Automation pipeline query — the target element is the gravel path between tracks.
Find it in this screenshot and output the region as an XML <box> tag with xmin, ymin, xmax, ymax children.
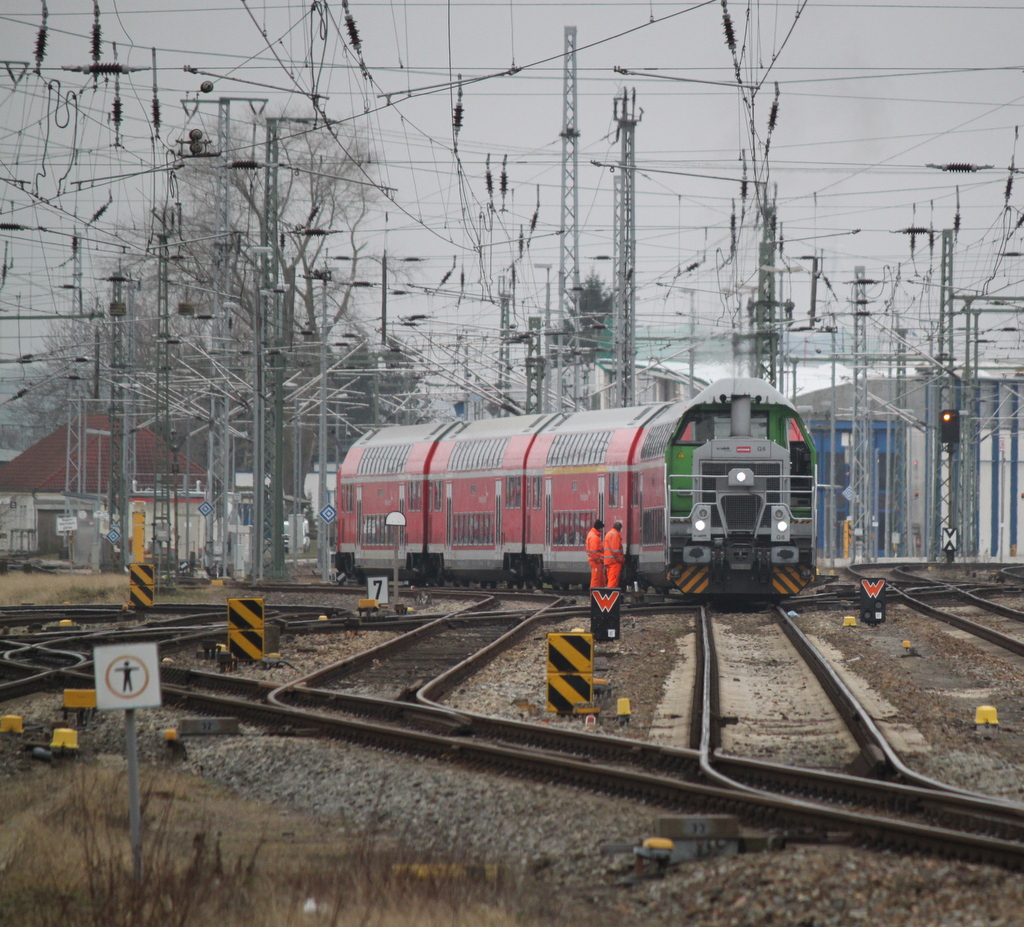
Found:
<box><xmin>9</xmin><ymin>590</ymin><xmax>1024</xmax><ymax>924</ymax></box>
<box><xmin>715</xmin><ymin>610</ymin><xmax>860</xmax><ymax>769</ymax></box>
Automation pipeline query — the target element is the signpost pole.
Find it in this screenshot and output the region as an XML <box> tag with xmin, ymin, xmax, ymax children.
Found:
<box><xmin>384</xmin><ymin>510</ymin><xmax>407</xmax><ymax>611</ymax></box>
<box><xmin>124</xmin><ymin>707</ymin><xmax>143</xmax><ymax>882</ymax></box>
<box><xmin>93</xmin><ymin>641</ymin><xmax>162</xmax><ymax>886</ymax></box>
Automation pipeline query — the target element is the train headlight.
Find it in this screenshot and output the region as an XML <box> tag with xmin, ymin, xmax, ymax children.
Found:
<box><xmin>691</xmin><ymin>504</ymin><xmax>712</xmax><ymax>541</ymax></box>
<box><xmin>728</xmin><ymin>468</ymin><xmax>754</xmax><ymax>487</ymax></box>
<box><xmin>771</xmin><ymin>505</ymin><xmax>791</xmax><ymax>542</ymax></box>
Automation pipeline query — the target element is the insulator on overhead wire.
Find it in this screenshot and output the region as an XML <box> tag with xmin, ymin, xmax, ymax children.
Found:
<box><xmin>1005</xmin><ymin>164</ymin><xmax>1014</xmax><ymax>206</ymax></box>
<box><xmin>460</xmin><ymin>270</ymin><xmax>465</xmax><ymax>290</ymax></box>
<box><xmin>34</xmin><ymin>1</ymin><xmax>48</xmax><ymax>75</ymax></box>
<box><xmin>721</xmin><ymin>1</ymin><xmax>736</xmax><ymax>53</ymax></box>
<box><xmin>439</xmin><ymin>259</ymin><xmax>455</xmax><ymax>287</ymax></box>
<box><xmin>91</xmin><ymin>1</ymin><xmax>101</xmax><ymax>64</ymax></box>
<box><xmin>768</xmin><ymin>86</ymin><xmax>780</xmax><ymax>133</ymax></box>
<box><xmin>529</xmin><ymin>207</ymin><xmax>538</xmax><ymax>235</ymax></box>
<box><xmin>500</xmin><ymin>155</ymin><xmax>508</xmax><ymax>200</ymax></box>
<box><xmin>112</xmin><ymin>85</ymin><xmax>122</xmax><ymax>133</ymax></box>
<box><xmin>519</xmin><ymin>227</ymin><xmax>524</xmax><ymax>256</ymax></box>
<box><xmin>342</xmin><ymin>0</ymin><xmax>362</xmax><ymax>53</ymax></box>
<box><xmin>485</xmin><ymin>154</ymin><xmax>493</xmax><ymax>199</ymax></box>
<box><xmin>89</xmin><ymin>199</ymin><xmax>109</xmax><ymax>225</ymax></box>
<box><xmin>684</xmin><ymin>261</ymin><xmax>700</xmax><ymax>274</ymax></box>
<box><xmin>151</xmin><ymin>97</ymin><xmax>161</xmax><ymax>133</ymax></box>
<box><xmin>730</xmin><ymin>203</ymin><xmax>737</xmax><ymax>256</ymax></box>
<box><xmin>740</xmin><ymin>179</ymin><xmax>748</xmax><ymax>201</ymax></box>
<box><xmin>0</xmin><ymin>223</ymin><xmax>27</xmax><ymax>231</ymax></box>
<box><xmin>230</xmin><ymin>159</ymin><xmax>259</xmax><ymax>170</ymax></box>
<box><xmin>71</xmin><ymin>235</ymin><xmax>78</xmax><ymax>255</ymax></box>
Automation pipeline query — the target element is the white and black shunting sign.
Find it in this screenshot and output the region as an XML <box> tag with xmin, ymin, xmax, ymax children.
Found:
<box><xmin>93</xmin><ymin>643</ymin><xmax>162</xmax><ymax>711</ymax></box>
<box><xmin>942</xmin><ymin>527</ymin><xmax>958</xmax><ymax>552</ymax></box>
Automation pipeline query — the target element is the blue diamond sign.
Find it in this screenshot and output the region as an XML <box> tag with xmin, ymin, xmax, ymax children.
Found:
<box><xmin>319</xmin><ymin>503</ymin><xmax>337</xmax><ymax>524</ymax></box>
<box><xmin>106</xmin><ymin>527</ymin><xmax>122</xmax><ymax>545</ymax></box>
<box><xmin>198</xmin><ymin>500</ymin><xmax>214</xmax><ymax>517</ymax></box>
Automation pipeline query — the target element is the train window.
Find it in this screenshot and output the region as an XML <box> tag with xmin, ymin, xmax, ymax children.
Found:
<box><xmin>608</xmin><ymin>472</ymin><xmax>619</xmax><ymax>508</ymax></box>
<box><xmin>551</xmin><ymin>510</ymin><xmax>594</xmax><ymax>547</ymax></box>
<box><xmin>362</xmin><ymin>514</ymin><xmax>388</xmax><ymax>545</ymax></box>
<box><xmin>548</xmin><ymin>430</ymin><xmax>613</xmax><ymax>467</ymax></box>
<box><xmin>452</xmin><ymin>512</ymin><xmax>495</xmax><ymax>546</ymax></box>
<box><xmin>640</xmin><ymin>422</ymin><xmax>674</xmax><ymax>460</ymax></box>
<box><xmin>407</xmin><ymin>481</ymin><xmax>422</xmax><ymax>512</ymax></box>
<box><xmin>449</xmin><ymin>438</ymin><xmax>510</xmax><ymax>472</ymax></box>
<box><xmin>531</xmin><ymin>476</ymin><xmax>542</xmax><ymax>509</ymax></box>
<box><xmin>431</xmin><ymin>480</ymin><xmax>444</xmax><ymax>511</ymax></box>
<box><xmin>505</xmin><ymin>476</ymin><xmax>521</xmax><ymax>509</ymax></box>
<box><xmin>358</xmin><ymin>444</ymin><xmax>413</xmax><ymax>475</ymax></box>
<box><xmin>675</xmin><ymin>411</ymin><xmax>769</xmax><ymax>442</ymax></box>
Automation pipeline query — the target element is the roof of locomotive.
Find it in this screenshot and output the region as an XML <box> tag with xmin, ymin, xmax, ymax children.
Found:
<box><xmin>686</xmin><ymin>377</ymin><xmax>798</xmax><ymax>412</ymax></box>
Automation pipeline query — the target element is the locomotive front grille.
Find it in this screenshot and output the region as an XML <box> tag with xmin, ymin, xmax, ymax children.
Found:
<box><xmin>721</xmin><ymin>494</ymin><xmax>761</xmax><ymax>534</ymax></box>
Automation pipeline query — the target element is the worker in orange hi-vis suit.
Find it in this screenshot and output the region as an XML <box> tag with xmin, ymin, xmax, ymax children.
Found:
<box><xmin>586</xmin><ymin>520</ymin><xmax>606</xmax><ymax>588</ymax></box>
<box><xmin>603</xmin><ymin>520</ymin><xmax>625</xmax><ymax>589</ymax></box>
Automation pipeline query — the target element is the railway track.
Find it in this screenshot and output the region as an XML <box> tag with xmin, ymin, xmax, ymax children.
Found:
<box><xmin>10</xmin><ymin>586</ymin><xmax>1024</xmax><ymax>868</ymax></box>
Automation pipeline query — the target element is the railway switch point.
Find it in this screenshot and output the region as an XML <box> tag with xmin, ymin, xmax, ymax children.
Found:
<box><xmin>1</xmin><ymin>714</ymin><xmax>24</xmax><ymax>734</ymax></box>
<box><xmin>842</xmin><ymin>615</ymin><xmax>857</xmax><ymax>627</ymax></box>
<box><xmin>200</xmin><ymin>639</ymin><xmax>220</xmax><ymax>658</ymax></box>
<box><xmin>62</xmin><ymin>689</ymin><xmax>97</xmax><ymax>726</ymax></box>
<box><xmin>357</xmin><ymin>600</ymin><xmax>379</xmax><ymax>618</ymax></box>
<box><xmin>634</xmin><ymin>837</ymin><xmax>674</xmax><ymax>874</ymax></box>
<box><xmin>49</xmin><ymin>728</ymin><xmax>78</xmax><ymax>754</ymax></box>
<box><xmin>901</xmin><ymin>640</ymin><xmax>921</xmax><ymax>657</ymax></box>
<box><xmin>975</xmin><ymin>705</ymin><xmax>999</xmax><ymax>730</ymax></box>
<box><xmin>617</xmin><ymin>698</ymin><xmax>631</xmax><ymax>725</ymax></box>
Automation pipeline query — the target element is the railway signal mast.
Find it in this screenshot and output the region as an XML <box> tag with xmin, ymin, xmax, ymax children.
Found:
<box><xmin>611</xmin><ymin>89</ymin><xmax>640</xmax><ymax>408</ymax></box>
<box><xmin>558</xmin><ymin>26</ymin><xmax>581</xmax><ymax>412</ymax></box>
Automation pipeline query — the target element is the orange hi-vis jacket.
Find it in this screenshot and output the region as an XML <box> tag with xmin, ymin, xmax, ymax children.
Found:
<box><xmin>603</xmin><ymin>527</ymin><xmax>625</xmax><ymax>566</ymax></box>
<box><xmin>586</xmin><ymin>527</ymin><xmax>604</xmax><ymax>567</ymax></box>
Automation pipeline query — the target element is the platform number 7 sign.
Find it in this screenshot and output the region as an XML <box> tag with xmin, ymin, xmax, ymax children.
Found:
<box><xmin>367</xmin><ymin>575</ymin><xmax>389</xmax><ymax>604</ymax></box>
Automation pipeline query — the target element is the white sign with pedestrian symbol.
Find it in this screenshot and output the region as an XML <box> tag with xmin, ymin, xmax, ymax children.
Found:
<box><xmin>93</xmin><ymin>643</ymin><xmax>162</xmax><ymax>710</ymax></box>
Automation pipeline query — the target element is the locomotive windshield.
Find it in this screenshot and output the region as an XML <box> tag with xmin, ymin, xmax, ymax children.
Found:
<box><xmin>674</xmin><ymin>410</ymin><xmax>769</xmax><ymax>443</ymax></box>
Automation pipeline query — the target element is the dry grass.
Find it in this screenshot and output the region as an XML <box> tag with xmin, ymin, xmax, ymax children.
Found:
<box><xmin>0</xmin><ymin>763</ymin><xmax>536</xmax><ymax>927</ymax></box>
<box><xmin>0</xmin><ymin>572</ymin><xmax>237</xmax><ymax>608</ymax></box>
<box><xmin>0</xmin><ymin>572</ymin><xmax>130</xmax><ymax>607</ymax></box>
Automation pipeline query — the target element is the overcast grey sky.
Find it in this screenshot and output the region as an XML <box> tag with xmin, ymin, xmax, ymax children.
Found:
<box><xmin>2</xmin><ymin>0</ymin><xmax>1023</xmax><ymax>402</ymax></box>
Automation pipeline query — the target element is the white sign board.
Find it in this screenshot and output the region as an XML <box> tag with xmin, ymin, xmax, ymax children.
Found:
<box><xmin>93</xmin><ymin>643</ymin><xmax>163</xmax><ymax>710</ymax></box>
<box><xmin>366</xmin><ymin>575</ymin><xmax>390</xmax><ymax>605</ymax></box>
<box><xmin>57</xmin><ymin>515</ymin><xmax>78</xmax><ymax>533</ymax></box>
<box><xmin>385</xmin><ymin>510</ymin><xmax>407</xmax><ymax>527</ymax></box>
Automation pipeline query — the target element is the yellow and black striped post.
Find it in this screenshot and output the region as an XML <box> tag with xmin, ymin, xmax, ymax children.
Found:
<box><xmin>227</xmin><ymin>597</ymin><xmax>265</xmax><ymax>661</ymax></box>
<box><xmin>129</xmin><ymin>563</ymin><xmax>155</xmax><ymax>609</ymax></box>
<box><xmin>546</xmin><ymin>631</ymin><xmax>593</xmax><ymax>713</ymax></box>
